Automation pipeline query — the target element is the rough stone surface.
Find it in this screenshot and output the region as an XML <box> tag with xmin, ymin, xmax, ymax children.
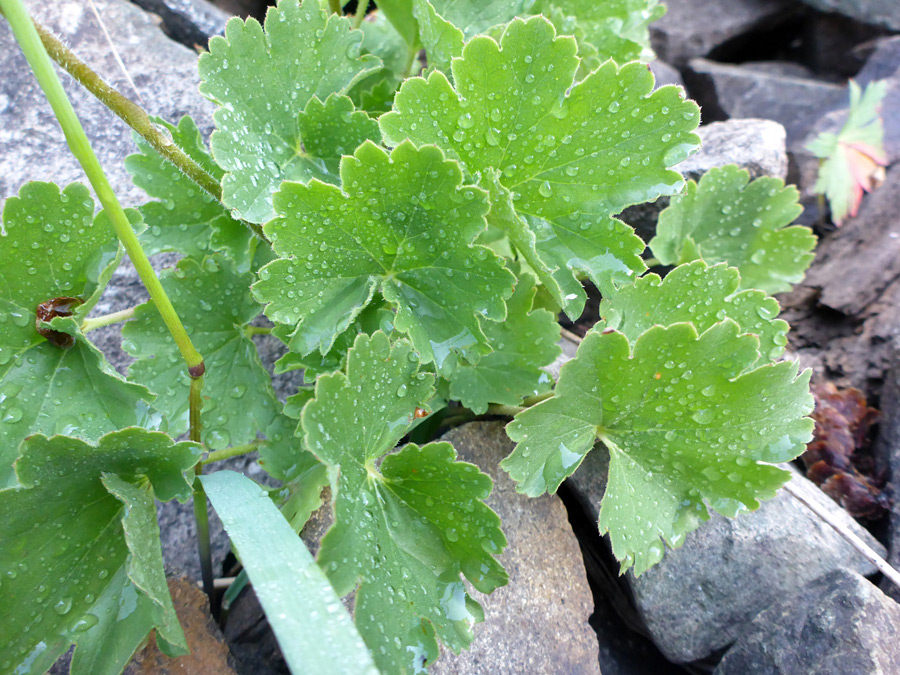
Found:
<box><xmin>567</xmin><ymin>450</ymin><xmax>886</xmax><ymax>663</ymax></box>
<box><xmin>873</xmin><ymin>342</ymin><xmax>900</xmax><ymax>603</ymax></box>
<box><xmin>126</xmin><ymin>577</ymin><xmax>238</xmax><ymax>674</ymax></box>
<box><xmin>650</xmin><ymin>59</ymin><xmax>683</xmax><ymax>89</ymax></box>
<box><xmin>650</xmin><ymin>0</ymin><xmax>796</xmax><ymax>66</ymax></box>
<box><xmin>715</xmin><ymin>569</ymin><xmax>900</xmax><ymax>674</ymax></box>
<box><xmin>798</xmin><ymin>0</ymin><xmax>900</xmax><ymax>31</ymax></box>
<box><xmin>679</xmin><ymin>119</ymin><xmax>789</xmax><ymax>181</ymax></box>
<box><xmin>129</xmin><ymin>0</ymin><xmax>230</xmax><ymax>47</ymax></box>
<box><xmin>686</xmin><ymin>58</ymin><xmax>847</xmax><ymax>148</ymax></box>
<box><xmin>621</xmin><ymin>119</ymin><xmax>789</xmax><ymax>242</ymax></box>
<box><xmin>431</xmin><ymin>422</ymin><xmax>600</xmax><ymax>674</ymax></box>
<box><xmin>0</xmin><ymin>0</ymin><xmax>215</xmax><ymax>206</ymax></box>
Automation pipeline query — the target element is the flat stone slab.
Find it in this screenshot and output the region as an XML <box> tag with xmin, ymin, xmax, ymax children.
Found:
<box><xmin>715</xmin><ymin>569</ymin><xmax>900</xmax><ymax>674</ymax></box>
<box><xmin>431</xmin><ymin>422</ymin><xmax>601</xmax><ymax>674</ymax></box>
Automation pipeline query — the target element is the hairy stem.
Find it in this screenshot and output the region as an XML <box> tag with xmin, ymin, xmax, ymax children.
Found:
<box><xmin>352</xmin><ymin>0</ymin><xmax>370</xmax><ymax>28</ymax></box>
<box><xmin>0</xmin><ymin>7</ymin><xmax>267</xmax><ymax>243</ymax></box>
<box><xmin>81</xmin><ymin>307</ymin><xmax>135</xmax><ymax>332</ymax></box>
<box><xmin>202</xmin><ymin>442</ymin><xmax>262</xmax><ymax>466</ymax></box>
<box><xmin>0</xmin><ymin>0</ymin><xmax>205</xmax><ymax>375</ymax></box>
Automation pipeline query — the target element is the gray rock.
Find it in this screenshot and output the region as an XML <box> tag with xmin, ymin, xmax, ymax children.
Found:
<box><xmin>873</xmin><ymin>342</ymin><xmax>900</xmax><ymax>604</ymax></box>
<box><xmin>620</xmin><ymin>119</ymin><xmax>789</xmax><ymax>241</ymax></box>
<box><xmin>0</xmin><ymin>0</ymin><xmax>215</xmax><ymax>206</ymax></box>
<box><xmin>715</xmin><ymin>569</ymin><xmax>900</xmax><ymax>674</ymax></box>
<box><xmin>650</xmin><ymin>60</ymin><xmax>683</xmax><ymax>89</ymax></box>
<box><xmin>650</xmin><ymin>0</ymin><xmax>796</xmax><ymax>67</ymax></box>
<box><xmin>798</xmin><ymin>0</ymin><xmax>900</xmax><ymax>31</ymax></box>
<box><xmin>679</xmin><ymin>118</ymin><xmax>789</xmax><ymax>181</ymax></box>
<box><xmin>686</xmin><ymin>58</ymin><xmax>847</xmax><ymax>149</ymax></box>
<box><xmin>129</xmin><ymin>0</ymin><xmax>230</xmax><ymax>47</ymax></box>
<box><xmin>567</xmin><ymin>449</ymin><xmax>886</xmax><ymax>663</ymax></box>
<box><xmin>431</xmin><ymin>422</ymin><xmax>601</xmax><ymax>674</ymax></box>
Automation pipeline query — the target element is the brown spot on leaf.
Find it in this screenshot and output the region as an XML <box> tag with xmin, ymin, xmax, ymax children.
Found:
<box><xmin>35</xmin><ymin>296</ymin><xmax>82</xmax><ymax>349</ymax></box>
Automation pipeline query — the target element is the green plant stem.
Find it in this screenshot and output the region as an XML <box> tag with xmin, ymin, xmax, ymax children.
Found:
<box><xmin>486</xmin><ymin>403</ymin><xmax>526</xmax><ymax>417</ymax></box>
<box><xmin>81</xmin><ymin>307</ymin><xmax>135</xmax><ymax>332</ymax></box>
<box><xmin>0</xmin><ymin>7</ymin><xmax>267</xmax><ymax>244</ymax></box>
<box><xmin>352</xmin><ymin>0</ymin><xmax>370</xmax><ymax>28</ymax></box>
<box><xmin>202</xmin><ymin>442</ymin><xmax>262</xmax><ymax>466</ymax></box>
<box><xmin>0</xmin><ymin>0</ymin><xmax>206</xmax><ymax>376</ymax></box>
<box><xmin>189</xmin><ymin>375</ymin><xmax>215</xmax><ymax>603</ymax></box>
<box><xmin>402</xmin><ymin>41</ymin><xmax>421</xmax><ymax>79</ymax></box>
<box><xmin>243</xmin><ymin>325</ymin><xmax>272</xmax><ymax>337</ymax></box>
<box><xmin>644</xmin><ymin>256</ymin><xmax>661</xmax><ymax>267</ymax></box>
<box><xmin>522</xmin><ymin>391</ymin><xmax>554</xmax><ymax>406</ymax></box>
<box><xmin>328</xmin><ymin>0</ymin><xmax>342</xmax><ymax>14</ymax></box>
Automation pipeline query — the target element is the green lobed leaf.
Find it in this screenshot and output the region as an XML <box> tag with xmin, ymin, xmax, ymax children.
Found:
<box><xmin>274</xmin><ymin>298</ymin><xmax>395</xmax><ymax>382</ymax></box>
<box><xmin>601</xmin><ymin>260</ymin><xmax>789</xmax><ymax>367</ymax></box>
<box><xmin>201</xmin><ymin>470</ymin><xmax>378</xmax><ymax>675</ymax></box>
<box><xmin>122</xmin><ymin>256</ymin><xmax>278</xmax><ymax>449</ymax></box>
<box><xmin>198</xmin><ymin>0</ymin><xmax>382</xmax><ymax>223</ymax></box>
<box><xmin>0</xmin><ymin>182</ymin><xmax>159</xmax><ymax>487</ymax></box>
<box><xmin>503</xmin><ymin>321</ymin><xmax>813</xmax><ymax>575</ymax></box>
<box><xmin>304</xmin><ymin>332</ymin><xmax>507</xmax><ymax>673</ymax></box>
<box><xmin>533</xmin><ymin>0</ymin><xmax>664</xmax><ymax>63</ymax></box>
<box><xmin>125</xmin><ymin>115</ymin><xmax>255</xmax><ymax>267</ymax></box>
<box><xmin>0</xmin><ymin>429</ymin><xmax>201</xmax><ymax>673</ymax></box>
<box><xmin>649</xmin><ymin>165</ymin><xmax>816</xmax><ymax>294</ymax></box>
<box><xmin>426</xmin><ymin>0</ymin><xmax>535</xmax><ymax>38</ymax></box>
<box><xmin>807</xmin><ymin>79</ymin><xmax>889</xmax><ymax>225</ymax></box>
<box><xmin>258</xmin><ymin>411</ymin><xmax>329</xmax><ymax>532</ymax></box>
<box><xmin>253</xmin><ymin>140</ymin><xmax>515</xmax><ymax>372</ymax></box>
<box><xmin>449</xmin><ymin>272</ymin><xmax>560</xmax><ymax>413</ymax></box>
<box><xmin>381</xmin><ymin>17</ymin><xmax>700</xmax><ymax>316</ymax></box>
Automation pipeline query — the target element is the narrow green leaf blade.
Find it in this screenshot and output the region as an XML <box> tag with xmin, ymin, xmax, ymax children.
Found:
<box><xmin>200</xmin><ymin>470</ymin><xmax>378</xmax><ymax>675</ymax></box>
<box><xmin>649</xmin><ymin>165</ymin><xmax>816</xmax><ymax>294</ymax></box>
<box><xmin>503</xmin><ymin>322</ymin><xmax>814</xmax><ymax>575</ymax></box>
<box><xmin>198</xmin><ymin>0</ymin><xmax>382</xmax><ymax>223</ymax></box>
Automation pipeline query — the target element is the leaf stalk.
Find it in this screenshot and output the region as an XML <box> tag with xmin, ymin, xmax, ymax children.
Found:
<box><xmin>81</xmin><ymin>306</ymin><xmax>135</xmax><ymax>332</ymax></box>
<box><xmin>202</xmin><ymin>442</ymin><xmax>262</xmax><ymax>466</ymax></box>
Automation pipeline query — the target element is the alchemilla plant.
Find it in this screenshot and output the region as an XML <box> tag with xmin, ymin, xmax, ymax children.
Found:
<box><xmin>0</xmin><ymin>0</ymin><xmax>818</xmax><ymax>673</ymax></box>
